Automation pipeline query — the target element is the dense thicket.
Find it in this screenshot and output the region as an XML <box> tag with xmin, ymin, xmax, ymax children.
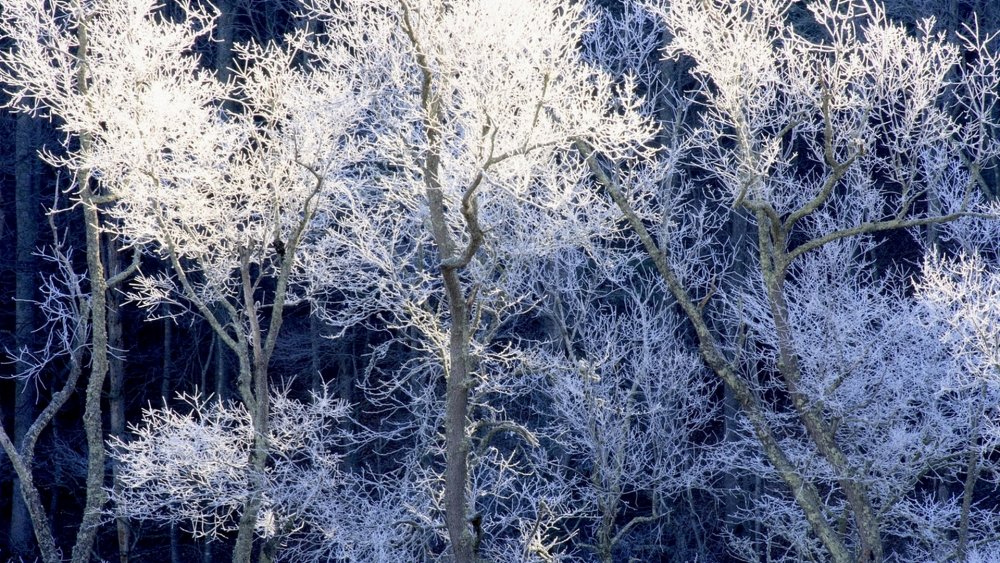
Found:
<box><xmin>2</xmin><ymin>1</ymin><xmax>1000</xmax><ymax>562</ymax></box>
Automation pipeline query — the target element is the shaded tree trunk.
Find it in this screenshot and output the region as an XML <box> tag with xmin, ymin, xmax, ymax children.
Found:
<box><xmin>161</xmin><ymin>307</ymin><xmax>175</xmax><ymax>403</ymax></box>
<box><xmin>10</xmin><ymin>110</ymin><xmax>39</xmax><ymax>558</ymax></box>
<box><xmin>105</xmin><ymin>232</ymin><xmax>131</xmax><ymax>563</ymax></box>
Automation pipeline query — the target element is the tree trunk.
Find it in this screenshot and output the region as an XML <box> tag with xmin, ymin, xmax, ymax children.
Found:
<box><xmin>0</xmin><ymin>431</ymin><xmax>61</xmax><ymax>563</ymax></box>
<box><xmin>215</xmin><ymin>310</ymin><xmax>231</xmax><ymax>402</ymax></box>
<box><xmin>441</xmin><ymin>268</ymin><xmax>476</xmax><ymax>563</ymax></box>
<box><xmin>957</xmin><ymin>384</ymin><xmax>985</xmax><ymax>561</ymax></box>
<box><xmin>215</xmin><ymin>0</ymin><xmax>237</xmax><ymax>90</ymax></box>
<box><xmin>310</xmin><ymin>307</ymin><xmax>323</xmax><ymax>393</ymax></box>
<box><xmin>755</xmin><ymin>213</ymin><xmax>883</xmax><ymax>562</ymax></box>
<box><xmin>231</xmin><ymin>336</ymin><xmax>261</xmax><ymax>563</ymax></box>
<box><xmin>161</xmin><ymin>307</ymin><xmax>175</xmax><ymax>404</ymax></box>
<box><xmin>70</xmin><ymin>17</ymin><xmax>112</xmax><ymax>562</ymax></box>
<box><xmin>105</xmin><ymin>233</ymin><xmax>131</xmax><ymax>563</ymax></box>
<box><xmin>11</xmin><ymin>111</ymin><xmax>39</xmax><ymax>558</ymax></box>
<box><xmin>71</xmin><ymin>178</ymin><xmax>111</xmax><ymax>563</ymax></box>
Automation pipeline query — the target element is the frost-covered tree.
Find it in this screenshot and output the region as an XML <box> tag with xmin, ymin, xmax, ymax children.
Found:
<box><xmin>533</xmin><ymin>249</ymin><xmax>720</xmax><ymax>562</ymax></box>
<box><xmin>0</xmin><ymin>0</ymin><xmax>368</xmax><ymax>560</ymax></box>
<box><xmin>0</xmin><ymin>203</ymin><xmax>109</xmax><ymax>563</ymax></box>
<box><xmin>0</xmin><ymin>1</ymin><xmax>152</xmax><ymax>559</ymax></box>
<box><xmin>578</xmin><ymin>0</ymin><xmax>1000</xmax><ymax>560</ymax></box>
<box><xmin>9</xmin><ymin>0</ymin><xmax>1000</xmax><ymax>560</ymax></box>
<box><xmin>109</xmin><ymin>389</ymin><xmax>350</xmax><ymax>561</ymax></box>
<box><xmin>295</xmin><ymin>1</ymin><xmax>654</xmax><ymax>560</ymax></box>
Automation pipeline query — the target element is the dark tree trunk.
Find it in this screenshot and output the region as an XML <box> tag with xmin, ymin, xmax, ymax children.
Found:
<box><xmin>11</xmin><ymin>111</ymin><xmax>39</xmax><ymax>559</ymax></box>
<box><xmin>105</xmin><ymin>232</ymin><xmax>131</xmax><ymax>563</ymax></box>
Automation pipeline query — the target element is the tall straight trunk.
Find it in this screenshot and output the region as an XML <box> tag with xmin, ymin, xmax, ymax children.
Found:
<box><xmin>227</xmin><ymin>222</ymin><xmax>302</xmax><ymax>562</ymax></box>
<box><xmin>105</xmin><ymin>233</ymin><xmax>130</xmax><ymax>563</ymax></box>
<box><xmin>231</xmin><ymin>315</ymin><xmax>263</xmax><ymax>563</ymax></box>
<box><xmin>215</xmin><ymin>0</ymin><xmax>236</xmax><ymax>87</ymax></box>
<box><xmin>441</xmin><ymin>269</ymin><xmax>475</xmax><ymax>562</ymax></box>
<box><xmin>11</xmin><ymin>110</ymin><xmax>39</xmax><ymax>557</ymax></box>
<box><xmin>420</xmin><ymin>97</ymin><xmax>478</xmax><ymax>563</ymax></box>
<box><xmin>214</xmin><ymin>308</ymin><xmax>231</xmax><ymax>402</ymax></box>
<box><xmin>310</xmin><ymin>307</ymin><xmax>323</xmax><ymax>393</ymax></box>
<box><xmin>169</xmin><ymin>525</ymin><xmax>180</xmax><ymax>563</ymax></box>
<box><xmin>161</xmin><ymin>307</ymin><xmax>175</xmax><ymax>403</ymax></box>
<box><xmin>956</xmin><ymin>384</ymin><xmax>986</xmax><ymax>561</ymax></box>
<box><xmin>399</xmin><ymin>9</ymin><xmax>480</xmax><ymax>557</ymax></box>
<box><xmin>72</xmin><ymin>177</ymin><xmax>111</xmax><ymax>563</ymax></box>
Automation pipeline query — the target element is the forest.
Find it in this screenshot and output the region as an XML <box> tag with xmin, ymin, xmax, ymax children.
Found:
<box><xmin>3</xmin><ymin>0</ymin><xmax>1000</xmax><ymax>561</ymax></box>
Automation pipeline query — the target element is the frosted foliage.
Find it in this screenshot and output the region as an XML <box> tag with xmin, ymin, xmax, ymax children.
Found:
<box><xmin>110</xmin><ymin>391</ymin><xmax>360</xmax><ymax>559</ymax></box>
<box><xmin>8</xmin><ymin>0</ymin><xmax>1000</xmax><ymax>560</ymax></box>
<box><xmin>647</xmin><ymin>0</ymin><xmax>998</xmax><ymax>226</ymax></box>
<box><xmin>918</xmin><ymin>254</ymin><xmax>1000</xmax><ymax>384</ymax></box>
<box><xmin>300</xmin><ymin>0</ymin><xmax>655</xmax><ymax>330</ymax></box>
<box><xmin>722</xmin><ymin>237</ymin><xmax>1000</xmax><ymax>559</ymax></box>
<box><xmin>0</xmin><ymin>0</ymin><xmax>214</xmax><ymax>128</ymax></box>
<box><xmin>555</xmin><ymin>286</ymin><xmax>713</xmax><ymax>480</ymax></box>
<box><xmin>1</xmin><ymin>0</ymin><xmax>371</xmax><ymax>317</ymax></box>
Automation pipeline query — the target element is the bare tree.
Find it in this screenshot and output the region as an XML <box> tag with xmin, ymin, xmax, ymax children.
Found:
<box><xmin>578</xmin><ymin>0</ymin><xmax>1000</xmax><ymax>560</ymax></box>
<box><xmin>299</xmin><ymin>1</ymin><xmax>654</xmax><ymax>560</ymax></box>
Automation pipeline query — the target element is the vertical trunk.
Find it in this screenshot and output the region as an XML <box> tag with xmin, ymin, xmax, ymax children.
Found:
<box><xmin>161</xmin><ymin>308</ymin><xmax>175</xmax><ymax>404</ymax></box>
<box><xmin>215</xmin><ymin>0</ymin><xmax>236</xmax><ymax>86</ymax></box>
<box><xmin>169</xmin><ymin>525</ymin><xmax>180</xmax><ymax>563</ymax></box>
<box><xmin>232</xmin><ymin>238</ymin><xmax>296</xmax><ymax>563</ymax></box>
<box><xmin>404</xmin><ymin>15</ymin><xmax>477</xmax><ymax>557</ymax></box>
<box><xmin>341</xmin><ymin>331</ymin><xmax>361</xmax><ymax>472</ymax></box>
<box><xmin>957</xmin><ymin>443</ymin><xmax>980</xmax><ymax>561</ymax></box>
<box><xmin>421</xmin><ymin>111</ymin><xmax>477</xmax><ymax>563</ymax></box>
<box><xmin>105</xmin><ymin>234</ymin><xmax>130</xmax><ymax>563</ymax></box>
<box><xmin>231</xmin><ymin>353</ymin><xmax>261</xmax><ymax>563</ymax></box>
<box><xmin>442</xmin><ymin>269</ymin><xmax>475</xmax><ymax>562</ymax></box>
<box><xmin>11</xmin><ymin>111</ymin><xmax>38</xmax><ymax>558</ymax></box>
<box><xmin>72</xmin><ymin>181</ymin><xmax>111</xmax><ymax>563</ymax></box>
<box><xmin>956</xmin><ymin>385</ymin><xmax>985</xmax><ymax>561</ymax></box>
<box><xmin>310</xmin><ymin>308</ymin><xmax>323</xmax><ymax>393</ymax></box>
<box><xmin>215</xmin><ymin>313</ymin><xmax>231</xmax><ymax>402</ymax></box>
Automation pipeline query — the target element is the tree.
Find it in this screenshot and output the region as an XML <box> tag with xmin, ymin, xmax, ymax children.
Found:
<box><xmin>110</xmin><ymin>389</ymin><xmax>349</xmax><ymax>561</ymax></box>
<box><xmin>9</xmin><ymin>109</ymin><xmax>40</xmax><ymax>558</ymax></box>
<box><xmin>1</xmin><ymin>1</ymin><xmax>366</xmax><ymax>560</ymax></box>
<box><xmin>536</xmin><ymin>249</ymin><xmax>721</xmax><ymax>561</ymax></box>
<box><xmin>578</xmin><ymin>0</ymin><xmax>1000</xmax><ymax>560</ymax></box>
<box><xmin>296</xmin><ymin>1</ymin><xmax>654</xmax><ymax>560</ymax></box>
<box><xmin>0</xmin><ymin>2</ymin><xmax>144</xmax><ymax>558</ymax></box>
<box><xmin>0</xmin><ymin>194</ymin><xmax>112</xmax><ymax>563</ymax></box>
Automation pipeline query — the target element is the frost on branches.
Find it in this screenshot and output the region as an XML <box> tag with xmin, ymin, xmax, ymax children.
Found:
<box><xmin>109</xmin><ymin>390</ymin><xmax>359</xmax><ymax>560</ymax></box>
<box><xmin>4</xmin><ymin>0</ymin><xmax>1000</xmax><ymax>561</ymax></box>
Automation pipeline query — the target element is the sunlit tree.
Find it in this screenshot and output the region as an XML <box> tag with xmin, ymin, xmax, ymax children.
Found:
<box><xmin>8</xmin><ymin>0</ymin><xmax>1000</xmax><ymax>560</ymax></box>
<box><xmin>296</xmin><ymin>1</ymin><xmax>654</xmax><ymax>560</ymax></box>
<box><xmin>0</xmin><ymin>0</ymin><xmax>367</xmax><ymax>560</ymax></box>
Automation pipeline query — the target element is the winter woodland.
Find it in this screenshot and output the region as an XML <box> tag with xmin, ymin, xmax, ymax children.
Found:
<box><xmin>3</xmin><ymin>0</ymin><xmax>1000</xmax><ymax>561</ymax></box>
